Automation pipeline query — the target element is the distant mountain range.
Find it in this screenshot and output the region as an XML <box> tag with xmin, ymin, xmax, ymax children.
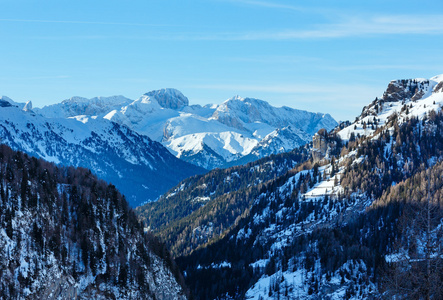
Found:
<box><xmin>0</xmin><ymin>90</ymin><xmax>334</xmax><ymax>206</ymax></box>
<box><xmin>35</xmin><ymin>89</ymin><xmax>337</xmax><ymax>169</ymax></box>
<box><xmin>0</xmin><ymin>96</ymin><xmax>205</xmax><ymax>207</ymax></box>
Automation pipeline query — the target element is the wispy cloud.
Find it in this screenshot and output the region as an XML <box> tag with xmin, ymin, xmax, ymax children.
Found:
<box><xmin>225</xmin><ymin>55</ymin><xmax>320</xmax><ymax>64</ymax></box>
<box><xmin>12</xmin><ymin>14</ymin><xmax>443</xmax><ymax>41</ymax></box>
<box><xmin>324</xmin><ymin>64</ymin><xmax>443</xmax><ymax>72</ymax></box>
<box><xmin>223</xmin><ymin>0</ymin><xmax>304</xmax><ymax>11</ymax></box>
<box><xmin>0</xmin><ymin>18</ymin><xmax>175</xmax><ymax>27</ymax></box>
<box><xmin>0</xmin><ymin>75</ymin><xmax>70</xmax><ymax>81</ymax></box>
<box><xmin>219</xmin><ymin>15</ymin><xmax>443</xmax><ymax>40</ymax></box>
<box><xmin>178</xmin><ymin>14</ymin><xmax>443</xmax><ymax>41</ymax></box>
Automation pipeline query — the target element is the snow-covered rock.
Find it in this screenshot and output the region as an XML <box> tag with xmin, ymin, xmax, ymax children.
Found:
<box><xmin>338</xmin><ymin>74</ymin><xmax>443</xmax><ymax>141</ymax></box>
<box><xmin>38</xmin><ymin>90</ymin><xmax>337</xmax><ymax>169</ymax></box>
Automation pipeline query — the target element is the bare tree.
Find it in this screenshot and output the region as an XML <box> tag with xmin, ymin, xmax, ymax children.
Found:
<box><xmin>381</xmin><ymin>180</ymin><xmax>443</xmax><ymax>299</ymax></box>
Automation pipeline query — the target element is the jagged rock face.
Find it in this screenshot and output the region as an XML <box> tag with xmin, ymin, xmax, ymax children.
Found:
<box><xmin>382</xmin><ymin>79</ymin><xmax>431</xmax><ymax>103</ymax></box>
<box><xmin>312</xmin><ymin>128</ymin><xmax>329</xmax><ymax>163</ymax></box>
<box><xmin>145</xmin><ymin>88</ymin><xmax>189</xmax><ymax>110</ymax></box>
<box><xmin>356</xmin><ymin>75</ymin><xmax>443</xmax><ymax>125</ymax></box>
<box><xmin>434</xmin><ymin>81</ymin><xmax>443</xmax><ymax>93</ymax></box>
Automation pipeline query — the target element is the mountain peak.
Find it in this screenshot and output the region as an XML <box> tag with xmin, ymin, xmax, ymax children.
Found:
<box><xmin>226</xmin><ymin>95</ymin><xmax>245</xmax><ymax>102</ymax></box>
<box><xmin>225</xmin><ymin>95</ymin><xmax>267</xmax><ymax>105</ymax></box>
<box><xmin>144</xmin><ymin>88</ymin><xmax>189</xmax><ymax>110</ymax></box>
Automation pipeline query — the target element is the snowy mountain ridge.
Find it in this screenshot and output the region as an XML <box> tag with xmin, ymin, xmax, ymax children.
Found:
<box><xmin>337</xmin><ymin>74</ymin><xmax>443</xmax><ymax>142</ymax></box>
<box><xmin>36</xmin><ymin>90</ymin><xmax>337</xmax><ymax>169</ymax></box>
<box><xmin>0</xmin><ymin>102</ymin><xmax>205</xmax><ymax>207</ymax></box>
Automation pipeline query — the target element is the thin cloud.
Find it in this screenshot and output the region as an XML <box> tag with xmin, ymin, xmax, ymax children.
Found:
<box><xmin>13</xmin><ymin>14</ymin><xmax>443</xmax><ymax>41</ymax></box>
<box><xmin>0</xmin><ymin>75</ymin><xmax>69</xmax><ymax>80</ymax></box>
<box><xmin>229</xmin><ymin>15</ymin><xmax>443</xmax><ymax>40</ymax></box>
<box><xmin>324</xmin><ymin>64</ymin><xmax>443</xmax><ymax>72</ymax></box>
<box><xmin>225</xmin><ymin>55</ymin><xmax>321</xmax><ymax>64</ymax></box>
<box><xmin>182</xmin><ymin>14</ymin><xmax>443</xmax><ymax>41</ymax></box>
<box><xmin>225</xmin><ymin>0</ymin><xmax>304</xmax><ymax>11</ymax></box>
<box><xmin>0</xmin><ymin>18</ymin><xmax>176</xmax><ymax>27</ymax></box>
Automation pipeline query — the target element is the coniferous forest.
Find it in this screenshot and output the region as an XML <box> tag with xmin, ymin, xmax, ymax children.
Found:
<box><xmin>0</xmin><ymin>144</ymin><xmax>187</xmax><ymax>299</ymax></box>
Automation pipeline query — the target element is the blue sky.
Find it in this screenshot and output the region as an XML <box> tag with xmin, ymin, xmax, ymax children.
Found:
<box><xmin>1</xmin><ymin>0</ymin><xmax>443</xmax><ymax>121</ymax></box>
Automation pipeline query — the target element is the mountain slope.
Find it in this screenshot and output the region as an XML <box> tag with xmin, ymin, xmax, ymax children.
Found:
<box><xmin>0</xmin><ymin>144</ymin><xmax>188</xmax><ymax>299</ymax></box>
<box><xmin>37</xmin><ymin>90</ymin><xmax>337</xmax><ymax>169</ymax></box>
<box><xmin>137</xmin><ymin>74</ymin><xmax>443</xmax><ymax>299</ymax></box>
<box><xmin>136</xmin><ymin>146</ymin><xmax>311</xmax><ymax>255</ymax></box>
<box><xmin>0</xmin><ymin>98</ymin><xmax>205</xmax><ymax>207</ymax></box>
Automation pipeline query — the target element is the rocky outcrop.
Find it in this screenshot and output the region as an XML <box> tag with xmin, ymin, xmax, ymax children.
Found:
<box><xmin>312</xmin><ymin>128</ymin><xmax>329</xmax><ymax>163</ymax></box>
<box><xmin>145</xmin><ymin>88</ymin><xmax>189</xmax><ymax>110</ymax></box>
<box><xmin>382</xmin><ymin>79</ymin><xmax>431</xmax><ymax>103</ymax></box>
<box><xmin>434</xmin><ymin>81</ymin><xmax>443</xmax><ymax>94</ymax></box>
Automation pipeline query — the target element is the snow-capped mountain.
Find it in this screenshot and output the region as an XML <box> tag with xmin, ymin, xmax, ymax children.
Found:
<box><xmin>0</xmin><ymin>97</ymin><xmax>205</xmax><ymax>207</ymax></box>
<box><xmin>37</xmin><ymin>89</ymin><xmax>337</xmax><ymax>169</ymax></box>
<box><xmin>137</xmin><ymin>74</ymin><xmax>443</xmax><ymax>299</ymax></box>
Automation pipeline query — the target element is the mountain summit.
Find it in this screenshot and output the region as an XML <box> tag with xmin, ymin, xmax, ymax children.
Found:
<box><xmin>144</xmin><ymin>88</ymin><xmax>189</xmax><ymax>110</ymax></box>
<box><xmin>37</xmin><ymin>90</ymin><xmax>337</xmax><ymax>169</ymax></box>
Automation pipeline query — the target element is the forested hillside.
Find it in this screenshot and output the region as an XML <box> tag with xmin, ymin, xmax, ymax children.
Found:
<box><xmin>177</xmin><ymin>111</ymin><xmax>443</xmax><ymax>299</ymax></box>
<box><xmin>137</xmin><ymin>75</ymin><xmax>443</xmax><ymax>299</ymax></box>
<box><xmin>0</xmin><ymin>144</ymin><xmax>188</xmax><ymax>299</ymax></box>
<box><xmin>136</xmin><ymin>145</ymin><xmax>311</xmax><ymax>256</ymax></box>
